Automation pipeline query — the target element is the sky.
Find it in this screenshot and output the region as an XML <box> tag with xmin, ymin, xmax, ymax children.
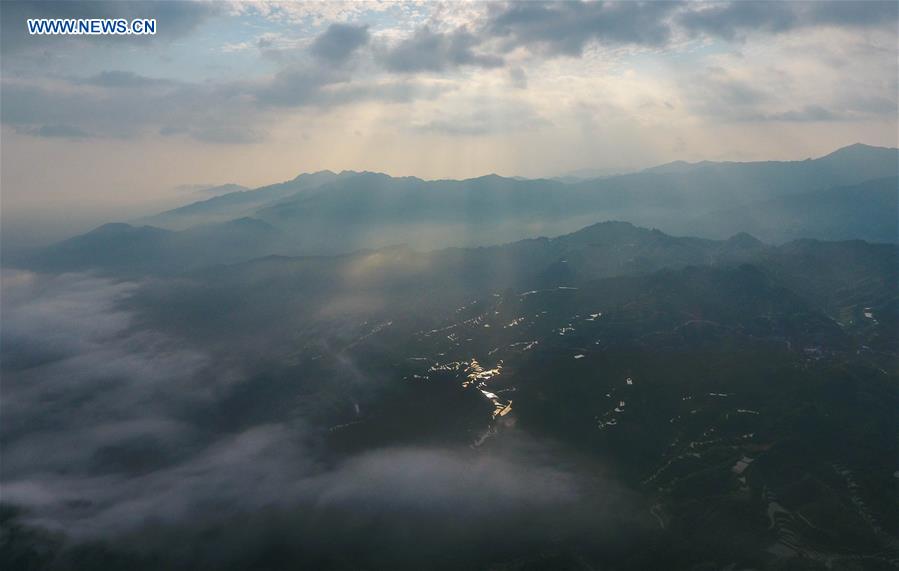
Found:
<box><xmin>1</xmin><ymin>0</ymin><xmax>897</xmax><ymax>248</ymax></box>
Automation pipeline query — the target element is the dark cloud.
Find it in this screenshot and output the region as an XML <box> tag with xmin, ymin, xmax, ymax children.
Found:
<box><xmin>1</xmin><ymin>75</ymin><xmax>267</xmax><ymax>143</ymax></box>
<box><xmin>1</xmin><ymin>1</ymin><xmax>894</xmax><ymax>145</ymax></box>
<box><xmin>253</xmin><ymin>66</ymin><xmax>349</xmax><ymax>107</ymax></box>
<box><xmin>807</xmin><ymin>0</ymin><xmax>899</xmax><ymax>27</ymax></box>
<box><xmin>0</xmin><ymin>0</ymin><xmax>222</xmax><ymax>55</ymax></box>
<box><xmin>253</xmin><ymin>63</ymin><xmax>445</xmax><ymax>113</ymax></box>
<box><xmin>1</xmin><ymin>63</ymin><xmax>445</xmax><ymax>143</ymax></box>
<box><xmin>310</xmin><ymin>23</ymin><xmax>370</xmax><ymax>64</ymax></box>
<box><xmin>678</xmin><ymin>1</ymin><xmax>898</xmax><ymax>41</ymax></box>
<box><xmin>480</xmin><ymin>1</ymin><xmax>897</xmax><ymax>58</ymax></box>
<box><xmin>678</xmin><ymin>1</ymin><xmax>798</xmax><ymax>41</ymax></box>
<box><xmin>378</xmin><ymin>26</ymin><xmax>504</xmax><ymax>73</ymax></box>
<box><xmin>487</xmin><ymin>1</ymin><xmax>679</xmax><ymax>56</ymax></box>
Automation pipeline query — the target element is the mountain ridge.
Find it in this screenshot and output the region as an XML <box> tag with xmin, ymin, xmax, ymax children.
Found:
<box><xmin>140</xmin><ymin>142</ymin><xmax>897</xmax><ymax>232</ymax></box>
<box><xmin>21</xmin><ymin>143</ymin><xmax>899</xmax><ymax>275</ymax></box>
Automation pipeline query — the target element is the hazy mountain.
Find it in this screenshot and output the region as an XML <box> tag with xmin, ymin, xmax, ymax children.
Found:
<box><xmin>139</xmin><ymin>170</ymin><xmax>346</xmax><ymax>230</ymax></box>
<box><xmin>5</xmin><ymin>217</ymin><xmax>897</xmax><ymax>570</ymax></box>
<box><xmin>642</xmin><ymin>142</ymin><xmax>898</xmax><ymax>182</ymax></box>
<box><xmin>123</xmin><ymin>144</ymin><xmax>898</xmax><ymax>251</ymax></box>
<box><xmin>26</xmin><ymin>217</ymin><xmax>280</xmax><ymax>274</ymax></box>
<box><xmin>17</xmin><ymin>143</ymin><xmax>899</xmax><ymax>281</ymax></box>
<box><xmin>178</xmin><ymin>183</ymin><xmax>249</xmax><ymax>196</ymax></box>
<box><xmin>198</xmin><ymin>183</ymin><xmax>247</xmax><ymax>194</ymax></box>
<box><xmin>248</xmin><ymin>144</ymin><xmax>897</xmax><ymax>249</ymax></box>
<box><xmin>565</xmin><ymin>144</ymin><xmax>898</xmax><ymax>219</ymax></box>
<box><xmin>124</xmin><ymin>221</ymin><xmax>895</xmax><ymax>353</ymax></box>
<box><xmin>16</xmin><ymin>215</ymin><xmax>742</xmax><ymax>278</ymax></box>
<box><xmin>552</xmin><ymin>165</ymin><xmax>638</xmax><ymax>181</ymax></box>
<box><xmin>682</xmin><ymin>176</ymin><xmax>899</xmax><ymax>243</ymax></box>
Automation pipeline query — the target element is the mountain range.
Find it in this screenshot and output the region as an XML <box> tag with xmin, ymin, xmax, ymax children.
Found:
<box><xmin>5</xmin><ymin>176</ymin><xmax>899</xmax><ymax>571</ymax></box>
<box><xmin>18</xmin><ymin>143</ymin><xmax>898</xmax><ymax>276</ymax></box>
<box><xmin>7</xmin><ymin>216</ymin><xmax>897</xmax><ymax>570</ymax></box>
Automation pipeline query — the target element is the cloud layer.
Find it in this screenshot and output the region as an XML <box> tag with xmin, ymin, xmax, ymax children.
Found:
<box><xmin>0</xmin><ymin>270</ymin><xmax>642</xmax><ymax>567</ymax></box>
<box><xmin>2</xmin><ymin>1</ymin><xmax>895</xmax><ymax>144</ymax></box>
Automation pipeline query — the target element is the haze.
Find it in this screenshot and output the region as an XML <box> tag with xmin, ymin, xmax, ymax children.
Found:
<box><xmin>1</xmin><ymin>0</ymin><xmax>897</xmax><ymax>250</ymax></box>
<box><xmin>3</xmin><ymin>3</ymin><xmax>899</xmax><ymax>570</ymax></box>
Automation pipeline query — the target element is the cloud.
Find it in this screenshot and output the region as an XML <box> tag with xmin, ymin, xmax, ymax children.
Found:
<box><xmin>28</xmin><ymin>123</ymin><xmax>90</xmax><ymax>138</ymax></box>
<box><xmin>81</xmin><ymin>70</ymin><xmax>172</xmax><ymax>89</ymax></box>
<box><xmin>479</xmin><ymin>1</ymin><xmax>898</xmax><ymax>59</ymax></box>
<box><xmin>508</xmin><ymin>66</ymin><xmax>528</xmax><ymax>89</ymax></box>
<box><xmin>807</xmin><ymin>0</ymin><xmax>899</xmax><ymax>28</ymax></box>
<box><xmin>678</xmin><ymin>1</ymin><xmax>899</xmax><ymax>41</ymax></box>
<box><xmin>0</xmin><ymin>269</ymin><xmax>643</xmax><ymax>567</ymax></box>
<box><xmin>680</xmin><ymin>35</ymin><xmax>897</xmax><ymax>125</ymax></box>
<box><xmin>310</xmin><ymin>23</ymin><xmax>370</xmax><ymax>64</ymax></box>
<box><xmin>0</xmin><ymin>271</ymin><xmax>223</xmax><ymax>463</ymax></box>
<box><xmin>1</xmin><ymin>61</ymin><xmax>446</xmax><ymax>143</ymax></box>
<box><xmin>0</xmin><ymin>0</ymin><xmax>895</xmax><ymax>151</ymax></box>
<box><xmin>412</xmin><ymin>100</ymin><xmax>550</xmax><ymax>136</ymax></box>
<box><xmin>764</xmin><ymin>105</ymin><xmax>841</xmax><ymax>122</ymax></box>
<box><xmin>252</xmin><ymin>65</ymin><xmax>350</xmax><ymax>107</ymax></box>
<box><xmin>3</xmin><ymin>424</ymin><xmax>315</xmax><ymax>537</ymax></box>
<box><xmin>254</xmin><ymin>63</ymin><xmax>446</xmax><ymax>113</ymax></box>
<box><xmin>6</xmin><ymin>435</ymin><xmax>641</xmax><ymax>566</ymax></box>
<box><xmin>5</xmin><ymin>432</ymin><xmax>594</xmax><ymax>540</ymax></box>
<box><xmin>677</xmin><ymin>1</ymin><xmax>799</xmax><ymax>41</ymax></box>
<box><xmin>377</xmin><ymin>26</ymin><xmax>504</xmax><ymax>73</ymax></box>
<box><xmin>696</xmin><ymin>66</ymin><xmax>768</xmax><ymax>105</ymax></box>
<box><xmin>0</xmin><ymin>0</ymin><xmax>222</xmax><ymax>55</ymax></box>
<box><xmin>486</xmin><ymin>1</ymin><xmax>679</xmax><ymax>56</ymax></box>
<box><xmin>0</xmin><ymin>270</ymin><xmax>239</xmax><ymax>538</ymax></box>
<box><xmin>230</xmin><ymin>0</ymin><xmax>396</xmax><ymax>27</ymax></box>
<box><xmin>0</xmin><ymin>269</ymin><xmax>270</xmax><ymax>535</ymax></box>
<box><xmin>1</xmin><ymin>74</ymin><xmax>268</xmax><ymax>143</ymax></box>
<box><xmin>680</xmin><ymin>66</ymin><xmax>854</xmax><ymax>123</ymax></box>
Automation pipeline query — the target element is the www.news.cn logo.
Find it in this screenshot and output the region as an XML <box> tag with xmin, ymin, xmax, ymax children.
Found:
<box><xmin>27</xmin><ymin>18</ymin><xmax>157</xmax><ymax>35</ymax></box>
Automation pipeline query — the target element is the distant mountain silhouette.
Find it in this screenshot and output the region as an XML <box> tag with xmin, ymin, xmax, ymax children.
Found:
<box><xmin>21</xmin><ymin>143</ymin><xmax>899</xmax><ymax>275</ymax></box>
<box><xmin>682</xmin><ymin>176</ymin><xmax>898</xmax><ymax>243</ymax></box>
<box><xmin>139</xmin><ymin>170</ymin><xmax>346</xmax><ymax>229</ymax></box>
<box><xmin>27</xmin><ymin>217</ymin><xmax>279</xmax><ymax>274</ymax></box>
<box><xmin>138</xmin><ymin>143</ymin><xmax>898</xmax><ymax>243</ymax></box>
